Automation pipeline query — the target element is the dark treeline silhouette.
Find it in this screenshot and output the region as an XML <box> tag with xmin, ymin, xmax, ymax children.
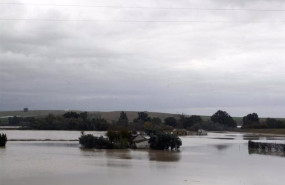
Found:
<box><xmin>242</xmin><ymin>113</ymin><xmax>285</xmax><ymax>129</ymax></box>
<box><xmin>28</xmin><ymin>112</ymin><xmax>110</xmax><ymax>130</ymax></box>
<box><xmin>8</xmin><ymin>116</ymin><xmax>35</xmax><ymax>126</ymax></box>
<box><xmin>6</xmin><ymin>110</ymin><xmax>285</xmax><ymax>131</ymax></box>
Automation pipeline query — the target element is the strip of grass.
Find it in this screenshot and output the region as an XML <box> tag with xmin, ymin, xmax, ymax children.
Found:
<box><xmin>0</xmin><ymin>118</ymin><xmax>8</xmax><ymax>125</ymax></box>
<box><xmin>239</xmin><ymin>129</ymin><xmax>285</xmax><ymax>135</ymax></box>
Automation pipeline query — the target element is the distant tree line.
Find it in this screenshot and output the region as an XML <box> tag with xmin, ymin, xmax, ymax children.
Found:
<box><xmin>241</xmin><ymin>113</ymin><xmax>285</xmax><ymax>129</ymax></box>
<box><xmin>6</xmin><ymin>110</ymin><xmax>285</xmax><ymax>131</ymax></box>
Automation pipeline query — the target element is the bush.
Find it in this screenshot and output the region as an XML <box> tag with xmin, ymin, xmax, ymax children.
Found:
<box><xmin>265</xmin><ymin>118</ymin><xmax>285</xmax><ymax>129</ymax></box>
<box><xmin>106</xmin><ymin>129</ymin><xmax>131</xmax><ymax>149</ymax></box>
<box><xmin>79</xmin><ymin>134</ymin><xmax>112</xmax><ymax>149</ymax></box>
<box><xmin>149</xmin><ymin>132</ymin><xmax>182</xmax><ymax>150</ymax></box>
<box><xmin>0</xmin><ymin>133</ymin><xmax>7</xmax><ymax>146</ymax></box>
<box><xmin>79</xmin><ymin>130</ymin><xmax>131</xmax><ymax>149</ymax></box>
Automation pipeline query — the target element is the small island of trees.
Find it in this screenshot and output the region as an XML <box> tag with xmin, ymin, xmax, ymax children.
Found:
<box><xmin>79</xmin><ymin>130</ymin><xmax>182</xmax><ymax>150</ymax></box>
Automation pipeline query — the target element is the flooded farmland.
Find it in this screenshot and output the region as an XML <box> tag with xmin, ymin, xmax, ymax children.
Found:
<box><xmin>1</xmin><ymin>131</ymin><xmax>285</xmax><ymax>185</ymax></box>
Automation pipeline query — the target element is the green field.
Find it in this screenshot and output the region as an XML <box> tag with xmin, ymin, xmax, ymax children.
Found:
<box><xmin>0</xmin><ymin>117</ymin><xmax>9</xmax><ymax>125</ymax></box>
<box><xmin>238</xmin><ymin>129</ymin><xmax>285</xmax><ymax>135</ymax></box>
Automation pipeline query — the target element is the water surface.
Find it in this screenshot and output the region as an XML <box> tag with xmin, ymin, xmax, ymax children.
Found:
<box><xmin>1</xmin><ymin>131</ymin><xmax>285</xmax><ymax>185</ymax></box>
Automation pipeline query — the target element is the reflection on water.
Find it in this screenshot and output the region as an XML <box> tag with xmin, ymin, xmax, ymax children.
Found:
<box><xmin>213</xmin><ymin>144</ymin><xmax>231</xmax><ymax>151</ymax></box>
<box><xmin>211</xmin><ymin>137</ymin><xmax>234</xmax><ymax>140</ymax></box>
<box><xmin>13</xmin><ymin>142</ymin><xmax>79</xmax><ymax>148</ymax></box>
<box><xmin>243</xmin><ymin>134</ymin><xmax>285</xmax><ymax>141</ymax></box>
<box><xmin>148</xmin><ymin>150</ymin><xmax>180</xmax><ymax>162</ymax></box>
<box><xmin>79</xmin><ymin>148</ymin><xmax>181</xmax><ymax>162</ymax></box>
<box><xmin>248</xmin><ymin>148</ymin><xmax>285</xmax><ymax>158</ymax></box>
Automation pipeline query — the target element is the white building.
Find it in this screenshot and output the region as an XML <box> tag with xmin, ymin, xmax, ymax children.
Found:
<box><xmin>133</xmin><ymin>134</ymin><xmax>150</xmax><ymax>149</ymax></box>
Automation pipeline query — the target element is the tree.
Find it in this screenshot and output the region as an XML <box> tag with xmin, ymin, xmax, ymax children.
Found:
<box><xmin>106</xmin><ymin>129</ymin><xmax>131</xmax><ymax>148</ymax></box>
<box><xmin>134</xmin><ymin>112</ymin><xmax>150</xmax><ymax>123</ymax></box>
<box><xmin>210</xmin><ymin>110</ymin><xmax>237</xmax><ymax>128</ymax></box>
<box><xmin>151</xmin><ymin>117</ymin><xmax>162</xmax><ymax>125</ymax></box>
<box><xmin>91</xmin><ymin>118</ymin><xmax>109</xmax><ymax>131</ymax></box>
<box><xmin>179</xmin><ymin>115</ymin><xmax>203</xmax><ymax>129</ymax></box>
<box><xmin>242</xmin><ymin>113</ymin><xmax>259</xmax><ymax>127</ymax></box>
<box><xmin>79</xmin><ymin>134</ymin><xmax>112</xmax><ymax>149</ymax></box>
<box><xmin>143</xmin><ymin>121</ymin><xmax>153</xmax><ymax>130</ymax></box>
<box><xmin>79</xmin><ymin>112</ymin><xmax>88</xmax><ymax>120</ymax></box>
<box><xmin>118</xmin><ymin>111</ymin><xmax>128</xmax><ymax>126</ymax></box>
<box><xmin>63</xmin><ymin>111</ymin><xmax>79</xmax><ymax>119</ymax></box>
<box><xmin>8</xmin><ymin>116</ymin><xmax>20</xmax><ymax>125</ymax></box>
<box><xmin>265</xmin><ymin>118</ymin><xmax>285</xmax><ymax>128</ymax></box>
<box><xmin>0</xmin><ymin>133</ymin><xmax>7</xmax><ymax>146</ymax></box>
<box><xmin>164</xmin><ymin>117</ymin><xmax>177</xmax><ymax>128</ymax></box>
<box><xmin>149</xmin><ymin>132</ymin><xmax>182</xmax><ymax>150</ymax></box>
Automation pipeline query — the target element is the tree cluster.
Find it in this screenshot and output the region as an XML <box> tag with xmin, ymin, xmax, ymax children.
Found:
<box><xmin>210</xmin><ymin>110</ymin><xmax>237</xmax><ymax>128</ymax></box>
<box><xmin>0</xmin><ymin>133</ymin><xmax>7</xmax><ymax>147</ymax></box>
<box><xmin>28</xmin><ymin>112</ymin><xmax>110</xmax><ymax>130</ymax></box>
<box><xmin>79</xmin><ymin>129</ymin><xmax>132</xmax><ymax>149</ymax></box>
<box><xmin>242</xmin><ymin>115</ymin><xmax>285</xmax><ymax>129</ymax></box>
<box><xmin>149</xmin><ymin>132</ymin><xmax>182</xmax><ymax>150</ymax></box>
<box><xmin>242</xmin><ymin>113</ymin><xmax>259</xmax><ymax>127</ymax></box>
<box><xmin>79</xmin><ymin>134</ymin><xmax>112</xmax><ymax>149</ymax></box>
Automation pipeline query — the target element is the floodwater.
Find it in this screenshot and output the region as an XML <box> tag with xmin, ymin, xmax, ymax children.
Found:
<box><xmin>1</xmin><ymin>131</ymin><xmax>285</xmax><ymax>185</ymax></box>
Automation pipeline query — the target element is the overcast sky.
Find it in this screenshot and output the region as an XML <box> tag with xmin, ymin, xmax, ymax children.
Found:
<box><xmin>0</xmin><ymin>0</ymin><xmax>284</xmax><ymax>117</ymax></box>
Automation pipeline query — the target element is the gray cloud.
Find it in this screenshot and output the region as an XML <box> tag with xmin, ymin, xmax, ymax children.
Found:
<box><xmin>0</xmin><ymin>0</ymin><xmax>285</xmax><ymax>117</ymax></box>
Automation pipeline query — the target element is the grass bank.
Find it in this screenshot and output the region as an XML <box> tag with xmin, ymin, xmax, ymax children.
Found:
<box><xmin>238</xmin><ymin>129</ymin><xmax>285</xmax><ymax>135</ymax></box>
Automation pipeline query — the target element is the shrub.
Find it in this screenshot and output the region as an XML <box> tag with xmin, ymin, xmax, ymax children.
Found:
<box><xmin>149</xmin><ymin>132</ymin><xmax>182</xmax><ymax>150</ymax></box>
<box><xmin>0</xmin><ymin>133</ymin><xmax>7</xmax><ymax>147</ymax></box>
<box><xmin>106</xmin><ymin>129</ymin><xmax>131</xmax><ymax>149</ymax></box>
<box><xmin>79</xmin><ymin>134</ymin><xmax>112</xmax><ymax>149</ymax></box>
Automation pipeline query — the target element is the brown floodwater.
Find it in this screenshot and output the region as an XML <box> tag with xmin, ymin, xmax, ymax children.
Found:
<box><xmin>0</xmin><ymin>131</ymin><xmax>285</xmax><ymax>185</ymax></box>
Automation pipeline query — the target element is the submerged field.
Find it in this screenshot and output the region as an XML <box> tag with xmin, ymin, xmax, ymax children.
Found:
<box><xmin>1</xmin><ymin>131</ymin><xmax>285</xmax><ymax>185</ymax></box>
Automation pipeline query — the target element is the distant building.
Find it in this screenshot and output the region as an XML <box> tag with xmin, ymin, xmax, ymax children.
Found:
<box><xmin>197</xmin><ymin>129</ymin><xmax>207</xmax><ymax>136</ymax></box>
<box><xmin>132</xmin><ymin>134</ymin><xmax>150</xmax><ymax>149</ymax></box>
<box><xmin>23</xmin><ymin>108</ymin><xmax>29</xmax><ymax>112</ymax></box>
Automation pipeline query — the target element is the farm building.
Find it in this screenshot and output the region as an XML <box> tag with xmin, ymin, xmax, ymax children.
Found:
<box><xmin>132</xmin><ymin>134</ymin><xmax>150</xmax><ymax>149</ymax></box>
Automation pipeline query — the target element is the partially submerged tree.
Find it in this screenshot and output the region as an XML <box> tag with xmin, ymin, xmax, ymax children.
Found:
<box><xmin>0</xmin><ymin>133</ymin><xmax>7</xmax><ymax>147</ymax></box>
<box><xmin>79</xmin><ymin>134</ymin><xmax>112</xmax><ymax>149</ymax></box>
<box><xmin>149</xmin><ymin>132</ymin><xmax>182</xmax><ymax>150</ymax></box>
